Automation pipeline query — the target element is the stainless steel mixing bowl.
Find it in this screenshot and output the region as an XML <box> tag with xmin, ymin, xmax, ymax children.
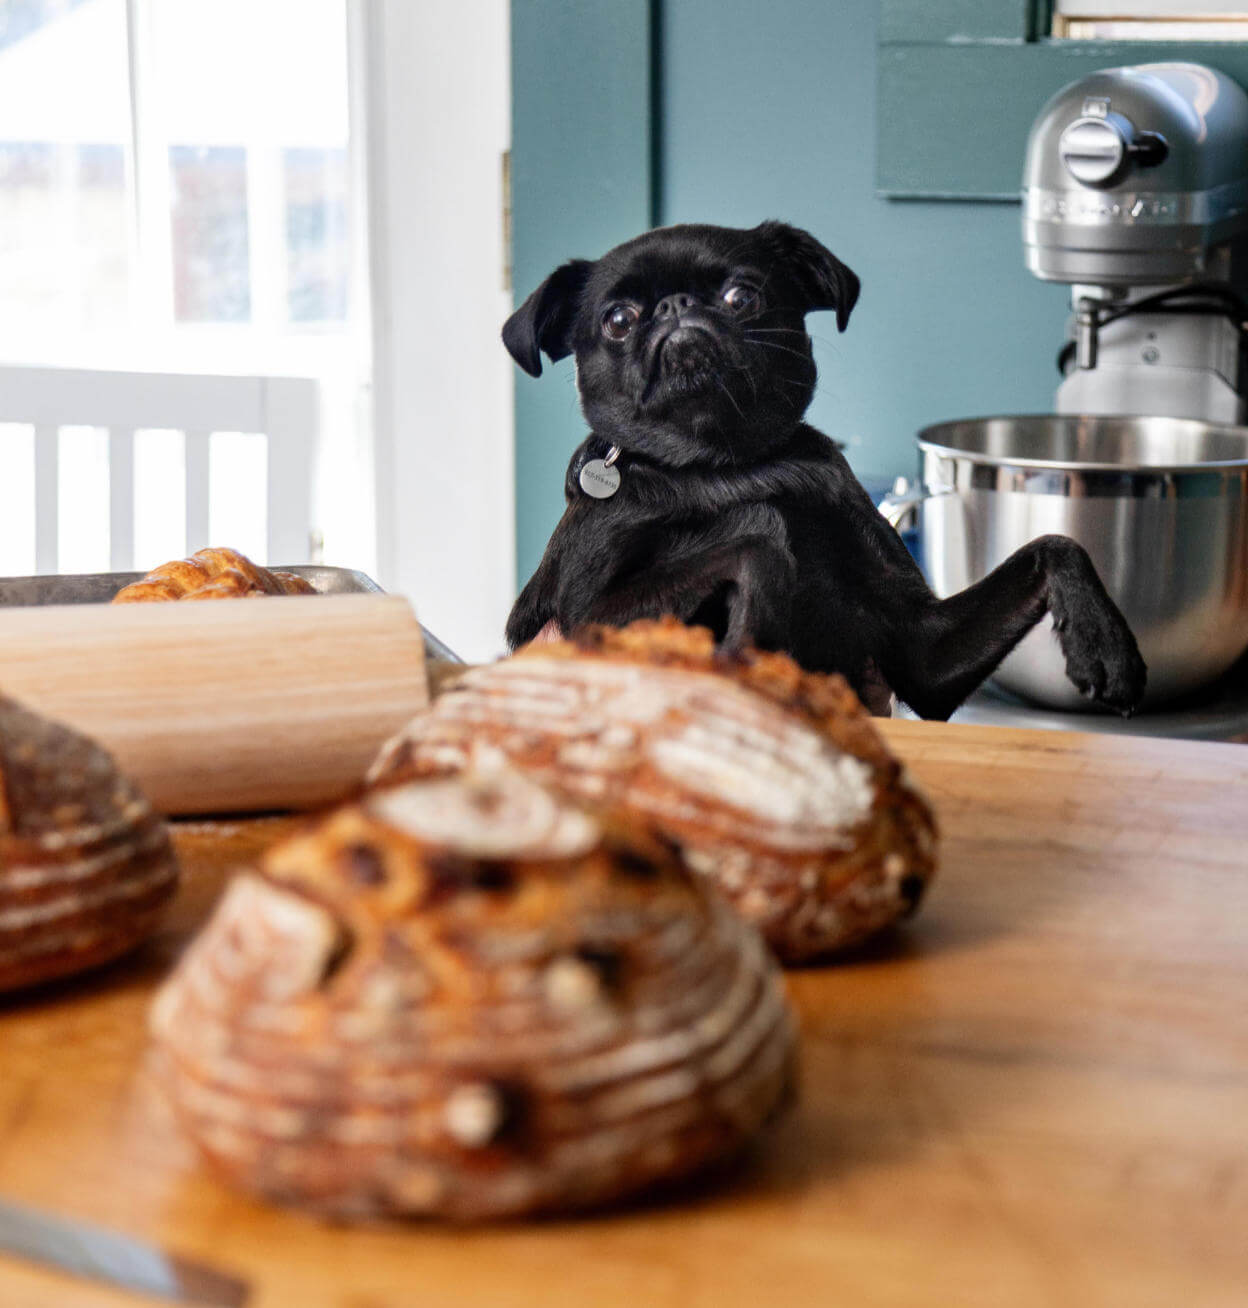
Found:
<box><xmin>902</xmin><ymin>414</ymin><xmax>1248</xmax><ymax>710</ymax></box>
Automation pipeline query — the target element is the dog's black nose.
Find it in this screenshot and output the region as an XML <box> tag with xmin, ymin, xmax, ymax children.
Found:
<box><xmin>654</xmin><ymin>293</ymin><xmax>698</xmax><ymax>320</ymax></box>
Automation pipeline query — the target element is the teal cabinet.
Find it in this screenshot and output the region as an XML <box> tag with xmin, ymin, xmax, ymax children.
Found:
<box><xmin>878</xmin><ymin>0</ymin><xmax>1248</xmax><ymax>198</ymax></box>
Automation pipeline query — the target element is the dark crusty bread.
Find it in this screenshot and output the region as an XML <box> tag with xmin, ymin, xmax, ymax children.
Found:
<box><xmin>0</xmin><ymin>696</ymin><xmax>179</xmax><ymax>992</ymax></box>
<box><xmin>369</xmin><ymin>619</ymin><xmax>938</xmax><ymax>963</ymax></box>
<box><xmin>150</xmin><ymin>767</ymin><xmax>795</xmax><ymax>1221</ymax></box>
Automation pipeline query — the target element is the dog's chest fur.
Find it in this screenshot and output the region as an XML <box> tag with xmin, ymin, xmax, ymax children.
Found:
<box><xmin>555</xmin><ymin>426</ymin><xmax>905</xmax><ymax>680</ymax></box>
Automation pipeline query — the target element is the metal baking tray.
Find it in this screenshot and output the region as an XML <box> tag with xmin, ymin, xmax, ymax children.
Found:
<box><xmin>0</xmin><ymin>566</ymin><xmax>463</xmax><ymax>664</ymax></box>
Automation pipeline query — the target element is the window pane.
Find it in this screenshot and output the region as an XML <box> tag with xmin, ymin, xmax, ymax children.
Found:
<box><xmin>169</xmin><ymin>145</ymin><xmax>250</xmax><ymax>323</ymax></box>
<box><xmin>153</xmin><ymin>0</ymin><xmax>350</xmax><ymax>331</ymax></box>
<box><xmin>0</xmin><ymin>0</ymin><xmax>131</xmax><ymax>340</ymax></box>
<box><xmin>1056</xmin><ymin>1</ymin><xmax>1248</xmax><ymax>14</ymax></box>
<box><xmin>1053</xmin><ymin>0</ymin><xmax>1248</xmax><ymax>38</ymax></box>
<box><xmin>285</xmin><ymin>147</ymin><xmax>348</xmax><ymax>323</ymax></box>
<box><xmin>1059</xmin><ymin>20</ymin><xmax>1248</xmax><ymax>38</ymax></box>
<box><xmin>151</xmin><ymin>0</ymin><xmax>347</xmax><ymax>146</ymax></box>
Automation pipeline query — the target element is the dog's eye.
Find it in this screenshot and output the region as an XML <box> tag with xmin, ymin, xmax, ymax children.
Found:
<box><xmin>722</xmin><ymin>285</ymin><xmax>756</xmax><ymax>313</ymax></box>
<box><xmin>602</xmin><ymin>305</ymin><xmax>640</xmax><ymax>340</ymax></box>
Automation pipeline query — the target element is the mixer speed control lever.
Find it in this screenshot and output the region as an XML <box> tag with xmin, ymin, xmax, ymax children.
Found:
<box><xmin>1129</xmin><ymin>132</ymin><xmax>1168</xmax><ymax>168</ymax></box>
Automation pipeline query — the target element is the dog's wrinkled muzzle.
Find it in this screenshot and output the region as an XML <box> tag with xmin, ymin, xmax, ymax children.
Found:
<box><xmin>645</xmin><ymin>318</ymin><xmax>724</xmax><ymax>389</ymax></box>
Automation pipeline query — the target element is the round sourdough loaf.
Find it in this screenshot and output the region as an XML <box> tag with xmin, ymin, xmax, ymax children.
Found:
<box><xmin>150</xmin><ymin>767</ymin><xmax>795</xmax><ymax>1220</ymax></box>
<box><xmin>0</xmin><ymin>696</ymin><xmax>179</xmax><ymax>992</ymax></box>
<box><xmin>369</xmin><ymin>620</ymin><xmax>937</xmax><ymax>963</ymax></box>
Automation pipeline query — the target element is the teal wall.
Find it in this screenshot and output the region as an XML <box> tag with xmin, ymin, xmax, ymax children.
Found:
<box><xmin>655</xmin><ymin>0</ymin><xmax>1067</xmax><ymax>484</ymax></box>
<box><xmin>510</xmin><ymin>2</ymin><xmax>655</xmax><ymax>585</ymax></box>
<box><xmin>511</xmin><ymin>0</ymin><xmax>1072</xmax><ymax>584</ymax></box>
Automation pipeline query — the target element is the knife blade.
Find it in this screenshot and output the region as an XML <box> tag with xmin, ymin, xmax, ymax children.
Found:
<box><xmin>0</xmin><ymin>1197</ymin><xmax>248</xmax><ymax>1306</ymax></box>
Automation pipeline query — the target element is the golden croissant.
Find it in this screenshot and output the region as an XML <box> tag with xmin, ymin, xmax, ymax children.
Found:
<box><xmin>113</xmin><ymin>547</ymin><xmax>315</xmax><ymax>603</ymax></box>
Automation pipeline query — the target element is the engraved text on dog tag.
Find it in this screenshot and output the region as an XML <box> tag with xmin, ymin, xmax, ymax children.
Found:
<box><xmin>578</xmin><ymin>445</ymin><xmax>622</xmax><ymax>499</ymax></box>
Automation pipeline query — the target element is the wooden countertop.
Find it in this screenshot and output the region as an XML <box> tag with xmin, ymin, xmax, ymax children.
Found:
<box><xmin>1</xmin><ymin>721</ymin><xmax>1245</xmax><ymax>1308</ymax></box>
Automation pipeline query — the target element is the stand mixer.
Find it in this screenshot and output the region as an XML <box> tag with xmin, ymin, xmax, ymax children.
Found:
<box><xmin>885</xmin><ymin>61</ymin><xmax>1248</xmax><ymax>734</ymax></box>
<box><xmin>1023</xmin><ymin>61</ymin><xmax>1248</xmax><ymax>423</ymax></box>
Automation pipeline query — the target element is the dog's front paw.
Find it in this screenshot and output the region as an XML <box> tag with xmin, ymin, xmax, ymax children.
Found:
<box><xmin>1053</xmin><ymin>603</ymin><xmax>1147</xmax><ymax>715</ymax></box>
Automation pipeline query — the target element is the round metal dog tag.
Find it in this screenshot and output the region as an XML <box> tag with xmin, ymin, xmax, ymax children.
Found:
<box><xmin>578</xmin><ymin>446</ymin><xmax>622</xmax><ymax>499</ymax></box>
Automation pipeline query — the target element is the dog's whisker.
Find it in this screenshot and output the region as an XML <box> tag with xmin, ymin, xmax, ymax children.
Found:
<box><xmin>805</xmin><ymin>332</ymin><xmax>841</xmax><ymax>350</ymax></box>
<box><xmin>713</xmin><ymin>376</ymin><xmax>746</xmax><ymax>421</ymax></box>
<box><xmin>716</xmin><ymin>356</ymin><xmax>761</xmax><ymax>403</ymax></box>
<box><xmin>743</xmin><ymin>330</ymin><xmax>794</xmax><ymax>342</ymax></box>
<box><xmin>744</xmin><ymin>325</ymin><xmax>807</xmax><ymax>338</ymax></box>
<box><xmin>746</xmin><ymin>338</ymin><xmax>813</xmax><ymax>363</ymax></box>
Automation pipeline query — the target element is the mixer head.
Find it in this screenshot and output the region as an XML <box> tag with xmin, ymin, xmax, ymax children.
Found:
<box><xmin>1023</xmin><ymin>62</ymin><xmax>1248</xmax><ymax>287</ymax></box>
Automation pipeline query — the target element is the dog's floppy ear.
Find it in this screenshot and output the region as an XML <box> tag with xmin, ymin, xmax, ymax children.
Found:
<box><xmin>502</xmin><ymin>259</ymin><xmax>594</xmax><ymax>377</ymax></box>
<box><xmin>752</xmin><ymin>220</ymin><xmax>860</xmax><ymax>332</ymax></box>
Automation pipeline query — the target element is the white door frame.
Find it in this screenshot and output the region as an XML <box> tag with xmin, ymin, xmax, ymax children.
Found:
<box><xmin>355</xmin><ymin>0</ymin><xmax>514</xmax><ymax>663</ymax></box>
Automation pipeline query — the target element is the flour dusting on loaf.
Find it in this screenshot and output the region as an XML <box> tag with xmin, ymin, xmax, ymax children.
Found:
<box><xmin>368</xmin><ymin>768</ymin><xmax>600</xmax><ymax>860</ymax></box>
<box><xmin>369</xmin><ymin>620</ymin><xmax>937</xmax><ymax>962</ymax></box>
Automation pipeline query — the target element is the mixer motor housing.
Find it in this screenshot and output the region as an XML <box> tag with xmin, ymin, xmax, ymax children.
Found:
<box><xmin>1023</xmin><ymin>62</ymin><xmax>1248</xmax><ymax>424</ymax></box>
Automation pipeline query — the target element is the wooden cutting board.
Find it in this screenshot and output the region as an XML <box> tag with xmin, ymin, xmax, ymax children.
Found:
<box><xmin>0</xmin><ymin>720</ymin><xmax>1245</xmax><ymax>1308</ymax></box>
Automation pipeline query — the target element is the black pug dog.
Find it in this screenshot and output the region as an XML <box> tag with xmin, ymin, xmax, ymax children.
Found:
<box><xmin>502</xmin><ymin>220</ymin><xmax>1146</xmax><ymax>720</ymax></box>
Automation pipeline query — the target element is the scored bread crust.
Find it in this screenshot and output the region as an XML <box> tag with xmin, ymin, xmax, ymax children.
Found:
<box><xmin>0</xmin><ymin>697</ymin><xmax>179</xmax><ymax>992</ymax></box>
<box><xmin>369</xmin><ymin>619</ymin><xmax>938</xmax><ymax>963</ymax></box>
<box><xmin>150</xmin><ymin>769</ymin><xmax>796</xmax><ymax>1221</ymax></box>
<box><xmin>112</xmin><ymin>547</ymin><xmax>315</xmax><ymax>603</ymax></box>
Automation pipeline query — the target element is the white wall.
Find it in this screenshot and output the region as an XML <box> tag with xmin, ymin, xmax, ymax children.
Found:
<box><xmin>361</xmin><ymin>0</ymin><xmax>514</xmax><ymax>662</ymax></box>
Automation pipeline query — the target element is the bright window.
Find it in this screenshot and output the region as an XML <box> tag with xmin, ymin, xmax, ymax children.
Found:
<box><xmin>0</xmin><ymin>0</ymin><xmax>354</xmax><ymax>353</ymax></box>
<box><xmin>0</xmin><ymin>0</ymin><xmax>371</xmax><ymax>575</ymax></box>
<box><xmin>0</xmin><ymin>0</ymin><xmax>130</xmax><ymax>341</ymax></box>
<box><xmin>1053</xmin><ymin>1</ymin><xmax>1248</xmax><ymax>40</ymax></box>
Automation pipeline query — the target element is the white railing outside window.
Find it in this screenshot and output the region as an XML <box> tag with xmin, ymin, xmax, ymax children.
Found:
<box><xmin>0</xmin><ymin>366</ymin><xmax>315</xmax><ymax>575</ymax></box>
